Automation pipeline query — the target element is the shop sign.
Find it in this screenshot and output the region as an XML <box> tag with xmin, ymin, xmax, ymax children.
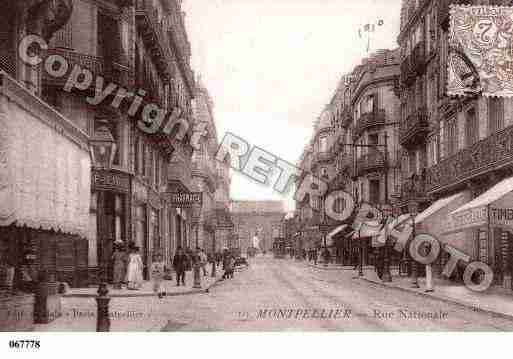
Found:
<box><xmin>444</xmin><ymin>206</ymin><xmax>488</xmax><ymax>234</ymax></box>
<box><xmin>445</xmin><ymin>206</ymin><xmax>513</xmax><ymax>233</ymax></box>
<box><xmin>92</xmin><ymin>169</ymin><xmax>130</xmax><ymax>193</ymax></box>
<box><xmin>165</xmin><ymin>192</ymin><xmax>203</xmax><ymax>208</ymax></box>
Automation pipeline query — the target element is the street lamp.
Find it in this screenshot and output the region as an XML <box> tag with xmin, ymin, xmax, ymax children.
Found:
<box><xmin>341</xmin><ymin>132</ymin><xmax>392</xmax><ymax>281</ymax></box>
<box><xmin>408</xmin><ymin>202</ymin><xmax>420</xmax><ymax>288</ymax></box>
<box><xmin>191</xmin><ymin>203</ymin><xmax>202</xmax><ymax>289</ymax></box>
<box><xmin>89</xmin><ymin>118</ymin><xmax>117</xmax><ymax>332</ymax></box>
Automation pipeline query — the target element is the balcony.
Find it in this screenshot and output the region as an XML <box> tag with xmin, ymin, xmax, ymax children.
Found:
<box><xmin>135</xmin><ymin>0</ymin><xmax>173</xmax><ymax>79</ymax></box>
<box><xmin>42</xmin><ymin>49</ymin><xmax>131</xmax><ymax>90</ymax></box>
<box><xmin>399</xmin><ymin>107</ymin><xmax>429</xmax><ymax>148</ymax></box>
<box><xmin>192</xmin><ymin>159</ymin><xmax>218</xmax><ymax>193</ymax></box>
<box><xmin>400</xmin><ymin>42</ymin><xmax>425</xmax><ymax>86</ymax></box>
<box><xmin>167</xmin><ymin>155</ymin><xmax>192</xmax><ymax>192</ymax></box>
<box><xmin>356</xmin><ymin>152</ymin><xmax>386</xmax><ymax>176</ymax></box>
<box><xmin>425</xmin><ymin>123</ymin><xmax>513</xmax><ymax>193</ymax></box>
<box><xmin>395</xmin><ymin>176</ymin><xmax>429</xmax><ymax>206</ymax></box>
<box><xmin>42</xmin><ymin>49</ymin><xmax>103</xmax><ymax>89</ymax></box>
<box><xmin>312</xmin><ymin>150</ymin><xmax>335</xmax><ymax>166</ymax></box>
<box><xmin>353</xmin><ymin>109</ymin><xmax>386</xmax><ymax>139</ymax></box>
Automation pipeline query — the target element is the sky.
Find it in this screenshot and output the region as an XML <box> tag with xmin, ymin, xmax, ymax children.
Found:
<box><xmin>182</xmin><ymin>0</ymin><xmax>402</xmax><ymax>212</ymax></box>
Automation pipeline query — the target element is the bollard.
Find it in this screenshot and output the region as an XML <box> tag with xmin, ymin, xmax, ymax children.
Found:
<box><xmin>96</xmin><ymin>283</ymin><xmax>111</xmax><ymax>332</ymax></box>
<box><xmin>193</xmin><ymin>263</ymin><xmax>202</xmax><ymax>289</ymax></box>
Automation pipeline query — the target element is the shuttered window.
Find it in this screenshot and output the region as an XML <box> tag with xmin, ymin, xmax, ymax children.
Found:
<box><xmin>465</xmin><ymin>108</ymin><xmax>478</xmax><ymax>147</ymax></box>
<box><xmin>488</xmin><ymin>97</ymin><xmax>504</xmax><ymax>134</ymax></box>
<box><xmin>0</xmin><ymin>11</ymin><xmax>15</xmax><ymax>77</ymax></box>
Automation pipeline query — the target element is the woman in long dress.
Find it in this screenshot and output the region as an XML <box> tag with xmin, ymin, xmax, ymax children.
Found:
<box><xmin>112</xmin><ymin>243</ymin><xmax>127</xmax><ymax>289</ymax></box>
<box><xmin>126</xmin><ymin>246</ymin><xmax>144</xmax><ymax>290</ymax></box>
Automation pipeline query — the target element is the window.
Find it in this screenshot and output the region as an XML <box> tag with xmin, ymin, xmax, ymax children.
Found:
<box><xmin>369</xmin><ymin>180</ymin><xmax>380</xmax><ymax>204</ymax></box>
<box><xmin>465</xmin><ymin>108</ymin><xmax>478</xmax><ymax>147</ymax></box>
<box><xmin>320</xmin><ymin>167</ymin><xmax>329</xmax><ymax>179</ymax></box>
<box><xmin>0</xmin><ymin>5</ymin><xmax>15</xmax><ymax>77</ymax></box>
<box><xmin>135</xmin><ymin>137</ymin><xmax>140</xmax><ymax>174</ymax></box>
<box><xmin>488</xmin><ymin>97</ymin><xmax>504</xmax><ymax>134</ymax></box>
<box><xmin>319</xmin><ymin>136</ymin><xmax>328</xmax><ymax>152</ymax></box>
<box><xmin>155</xmin><ymin>155</ymin><xmax>160</xmax><ymax>188</ymax></box>
<box><xmin>142</xmin><ymin>142</ymin><xmax>148</xmax><ymax>177</ymax></box>
<box><xmin>409</xmin><ymin>150</ymin><xmax>416</xmax><ymax>175</ymax></box>
<box><xmin>363</xmin><ymin>94</ymin><xmax>375</xmax><ymax>113</ymax></box>
<box><xmin>97</xmin><ymin>13</ymin><xmax>121</xmax><ymax>63</ymax></box>
<box><xmin>444</xmin><ymin>117</ymin><xmax>458</xmax><ymax>157</ymax></box>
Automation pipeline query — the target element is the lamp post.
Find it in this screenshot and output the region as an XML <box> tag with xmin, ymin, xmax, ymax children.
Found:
<box><xmin>211</xmin><ymin>217</ymin><xmax>217</xmax><ymax>278</ymax></box>
<box><xmin>89</xmin><ymin>118</ymin><xmax>117</xmax><ymax>332</ymax></box>
<box><xmin>408</xmin><ymin>202</ymin><xmax>420</xmax><ymax>288</ymax></box>
<box><xmin>341</xmin><ymin>133</ymin><xmax>393</xmax><ymax>281</ymax></box>
<box><xmin>191</xmin><ymin>203</ymin><xmax>202</xmax><ymax>289</ymax></box>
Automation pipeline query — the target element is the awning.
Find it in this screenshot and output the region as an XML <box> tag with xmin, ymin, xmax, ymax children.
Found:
<box><xmin>0</xmin><ymin>72</ymin><xmax>91</xmax><ymax>237</ymax></box>
<box><xmin>376</xmin><ymin>213</ymin><xmax>414</xmax><ymax>245</ymax></box>
<box><xmin>416</xmin><ymin>192</ymin><xmax>466</xmax><ymax>225</ymax></box>
<box><xmin>446</xmin><ymin>177</ymin><xmax>513</xmax><ymax>233</ymax></box>
<box><xmin>326</xmin><ymin>224</ymin><xmax>348</xmax><ymax>247</ymax></box>
<box><xmin>352</xmin><ymin>221</ymin><xmax>382</xmax><ymax>239</ymax></box>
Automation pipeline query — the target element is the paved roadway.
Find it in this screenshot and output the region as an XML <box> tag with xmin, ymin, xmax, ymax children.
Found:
<box><xmin>161</xmin><ymin>256</ymin><xmax>513</xmax><ymax>331</ymax></box>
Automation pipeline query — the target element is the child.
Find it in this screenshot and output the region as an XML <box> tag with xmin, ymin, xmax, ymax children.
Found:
<box><xmin>151</xmin><ymin>252</ymin><xmax>166</xmax><ymax>298</ymax></box>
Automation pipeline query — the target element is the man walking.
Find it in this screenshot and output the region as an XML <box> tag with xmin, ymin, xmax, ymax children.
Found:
<box><xmin>173</xmin><ymin>246</ymin><xmax>188</xmax><ymax>286</ymax></box>
<box><xmin>199</xmin><ymin>248</ymin><xmax>208</xmax><ymax>276</ymax></box>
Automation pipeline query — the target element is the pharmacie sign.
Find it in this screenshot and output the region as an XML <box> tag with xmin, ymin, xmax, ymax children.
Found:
<box><xmin>165</xmin><ymin>192</ymin><xmax>203</xmax><ymax>208</ymax></box>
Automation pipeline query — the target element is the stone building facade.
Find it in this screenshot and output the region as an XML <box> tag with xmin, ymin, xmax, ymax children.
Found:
<box><xmin>1</xmin><ymin>0</ymin><xmax>198</xmax><ymax>288</ymax></box>
<box><xmin>396</xmin><ymin>0</ymin><xmax>513</xmax><ymax>288</ymax></box>
<box><xmin>231</xmin><ymin>201</ymin><xmax>285</xmax><ymax>254</ymax></box>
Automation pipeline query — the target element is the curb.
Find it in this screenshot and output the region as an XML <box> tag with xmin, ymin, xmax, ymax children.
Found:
<box><xmin>358</xmin><ymin>277</ymin><xmax>513</xmax><ymax>322</ymax></box>
<box><xmin>305</xmin><ymin>263</ymin><xmax>372</xmax><ymax>271</ymax></box>
<box><xmin>64</xmin><ymin>278</ymin><xmax>222</xmax><ymax>299</ymax></box>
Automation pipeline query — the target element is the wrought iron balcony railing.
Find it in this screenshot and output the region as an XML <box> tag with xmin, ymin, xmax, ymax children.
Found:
<box><xmin>426</xmin><ymin>123</ymin><xmax>513</xmax><ymax>193</ymax></box>
<box><xmin>400</xmin><ymin>41</ymin><xmax>425</xmax><ymax>86</ymax></box>
<box><xmin>135</xmin><ymin>0</ymin><xmax>174</xmax><ymax>79</ymax></box>
<box><xmin>192</xmin><ymin>159</ymin><xmax>218</xmax><ymax>192</ymax></box>
<box><xmin>399</xmin><ymin>106</ymin><xmax>429</xmax><ymax>148</ymax></box>
<box><xmin>356</xmin><ymin>152</ymin><xmax>386</xmax><ymax>176</ymax></box>
<box><xmin>353</xmin><ymin>109</ymin><xmax>386</xmax><ymax>140</ymax></box>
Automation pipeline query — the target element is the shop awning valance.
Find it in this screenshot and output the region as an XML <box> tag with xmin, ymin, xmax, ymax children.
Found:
<box><xmin>352</xmin><ymin>221</ymin><xmax>382</xmax><ymax>240</ymax></box>
<box><xmin>416</xmin><ymin>192</ymin><xmax>466</xmax><ymax>225</ymax></box>
<box><xmin>375</xmin><ymin>213</ymin><xmax>414</xmax><ymax>246</ymax></box>
<box><xmin>0</xmin><ymin>73</ymin><xmax>91</xmax><ymax>237</ymax></box>
<box><xmin>446</xmin><ymin>177</ymin><xmax>513</xmax><ymax>233</ymax></box>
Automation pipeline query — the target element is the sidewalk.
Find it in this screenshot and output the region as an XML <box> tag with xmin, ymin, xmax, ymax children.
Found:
<box><xmin>359</xmin><ymin>268</ymin><xmax>513</xmax><ymax>321</ymax></box>
<box><xmin>65</xmin><ymin>273</ymin><xmax>219</xmax><ymax>298</ymax></box>
<box><xmin>306</xmin><ymin>261</ymin><xmax>374</xmax><ymax>271</ymax></box>
<box><xmin>35</xmin><ymin>274</ymin><xmax>221</xmax><ymax>332</ymax></box>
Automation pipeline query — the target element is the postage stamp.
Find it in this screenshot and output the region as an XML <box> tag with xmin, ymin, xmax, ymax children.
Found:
<box><xmin>449</xmin><ymin>5</ymin><xmax>513</xmax><ymax>97</ymax></box>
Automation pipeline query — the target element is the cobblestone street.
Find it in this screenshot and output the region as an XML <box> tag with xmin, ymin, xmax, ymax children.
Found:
<box><xmin>158</xmin><ymin>257</ymin><xmax>513</xmax><ymax>331</ymax></box>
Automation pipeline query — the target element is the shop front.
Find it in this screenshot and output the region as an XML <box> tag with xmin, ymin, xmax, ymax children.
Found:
<box><xmin>90</xmin><ymin>168</ymin><xmax>131</xmax><ymax>284</ymax></box>
<box><xmin>0</xmin><ymin>73</ymin><xmax>90</xmax><ymax>329</ymax></box>
<box><xmin>444</xmin><ymin>177</ymin><xmax>513</xmax><ymax>289</ymax></box>
<box><xmin>132</xmin><ymin>180</ymin><xmax>164</xmax><ymax>280</ymax></box>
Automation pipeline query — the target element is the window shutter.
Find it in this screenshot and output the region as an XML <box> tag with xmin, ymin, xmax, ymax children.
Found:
<box><xmin>0</xmin><ymin>15</ymin><xmax>15</xmax><ymax>77</ymax></box>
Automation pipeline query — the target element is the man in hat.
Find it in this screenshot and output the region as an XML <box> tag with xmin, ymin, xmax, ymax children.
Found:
<box><xmin>173</xmin><ymin>246</ymin><xmax>188</xmax><ymax>286</ymax></box>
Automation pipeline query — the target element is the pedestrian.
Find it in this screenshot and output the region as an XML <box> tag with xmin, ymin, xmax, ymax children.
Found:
<box><xmin>173</xmin><ymin>246</ymin><xmax>188</xmax><ymax>286</ymax></box>
<box><xmin>126</xmin><ymin>244</ymin><xmax>144</xmax><ymax>290</ymax></box>
<box><xmin>199</xmin><ymin>248</ymin><xmax>208</xmax><ymax>276</ymax></box>
<box><xmin>151</xmin><ymin>251</ymin><xmax>166</xmax><ymax>298</ymax></box>
<box><xmin>112</xmin><ymin>241</ymin><xmax>127</xmax><ymax>290</ymax></box>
